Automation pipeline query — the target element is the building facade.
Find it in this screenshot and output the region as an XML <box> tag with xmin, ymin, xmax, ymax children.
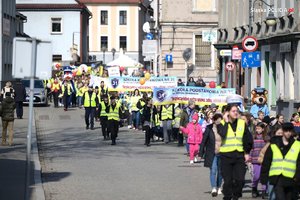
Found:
<box><xmin>216</xmin><ymin>0</ymin><xmax>299</xmax><ymax>118</ymax></box>
<box><xmin>157</xmin><ymin>0</ymin><xmax>218</xmax><ymax>82</ymax></box>
<box><xmin>0</xmin><ymin>0</ymin><xmax>27</xmax><ymax>86</ymax></box>
<box><xmin>16</xmin><ymin>0</ymin><xmax>91</xmax><ymax>66</ymax></box>
<box><xmin>81</xmin><ymin>0</ymin><xmax>145</xmax><ymax>65</ymax></box>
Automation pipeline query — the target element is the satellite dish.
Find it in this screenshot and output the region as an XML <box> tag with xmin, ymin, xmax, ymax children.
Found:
<box><xmin>182</xmin><ymin>48</ymin><xmax>192</xmax><ymax>62</ymax></box>
<box><xmin>143</xmin><ymin>22</ymin><xmax>150</xmax><ymax>33</ymax></box>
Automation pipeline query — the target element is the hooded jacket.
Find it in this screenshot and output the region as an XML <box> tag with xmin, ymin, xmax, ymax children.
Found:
<box><xmin>180</xmin><ymin>114</ymin><xmax>203</xmax><ymax>144</ymax></box>
<box><xmin>260</xmin><ymin>136</ymin><xmax>300</xmax><ymax>186</ymax></box>
<box><xmin>2</xmin><ymin>97</ymin><xmax>16</xmax><ymax>121</ymax></box>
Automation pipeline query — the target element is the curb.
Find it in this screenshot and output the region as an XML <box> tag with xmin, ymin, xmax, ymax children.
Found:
<box><xmin>31</xmin><ymin>110</ymin><xmax>46</xmax><ymax>200</ymax></box>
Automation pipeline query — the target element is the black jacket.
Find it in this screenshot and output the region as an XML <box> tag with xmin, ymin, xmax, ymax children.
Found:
<box><xmin>141</xmin><ymin>105</ymin><xmax>152</xmax><ymax>123</ymax></box>
<box><xmin>218</xmin><ymin>119</ymin><xmax>253</xmax><ymax>157</ymax></box>
<box><xmin>14</xmin><ymin>82</ymin><xmax>26</xmax><ymax>102</ymax></box>
<box><xmin>260</xmin><ymin>136</ymin><xmax>300</xmax><ymax>186</ymax></box>
<box><xmin>199</xmin><ymin>124</ymin><xmax>222</xmax><ymax>168</ymax></box>
<box><xmin>1</xmin><ymin>97</ymin><xmax>16</xmax><ymax>121</ymax></box>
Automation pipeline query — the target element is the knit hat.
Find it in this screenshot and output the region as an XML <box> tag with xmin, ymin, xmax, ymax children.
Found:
<box><xmin>192</xmin><ymin>113</ymin><xmax>199</xmax><ymax>121</ymax></box>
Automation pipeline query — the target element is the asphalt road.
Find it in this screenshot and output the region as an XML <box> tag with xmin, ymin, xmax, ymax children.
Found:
<box><xmin>35</xmin><ymin>106</ymin><xmax>257</xmax><ymax>200</ymax></box>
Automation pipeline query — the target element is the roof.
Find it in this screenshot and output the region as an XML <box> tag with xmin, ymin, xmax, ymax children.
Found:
<box><xmin>79</xmin><ymin>0</ymin><xmax>141</xmax><ymax>4</ymax></box>
<box><xmin>16</xmin><ymin>3</ymin><xmax>92</xmax><ymax>16</ymax></box>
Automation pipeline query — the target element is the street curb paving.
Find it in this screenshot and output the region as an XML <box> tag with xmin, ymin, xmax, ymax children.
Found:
<box><xmin>31</xmin><ymin>110</ymin><xmax>46</xmax><ymax>200</ymax></box>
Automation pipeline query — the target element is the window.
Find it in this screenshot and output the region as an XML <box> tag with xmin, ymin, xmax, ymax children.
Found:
<box><xmin>120</xmin><ymin>36</ymin><xmax>127</xmax><ymax>50</ymax></box>
<box><xmin>51</xmin><ymin>18</ymin><xmax>62</xmax><ymax>33</ymax></box>
<box><xmin>193</xmin><ymin>0</ymin><xmax>215</xmax><ymax>12</ymax></box>
<box><xmin>101</xmin><ymin>10</ymin><xmax>108</xmax><ymax>25</ymax></box>
<box><xmin>101</xmin><ymin>36</ymin><xmax>108</xmax><ymax>49</ymax></box>
<box><xmin>119</xmin><ymin>11</ymin><xmax>127</xmax><ymax>25</ymax></box>
<box><xmin>195</xmin><ymin>35</ymin><xmax>211</xmax><ymax>68</ymax></box>
<box><xmin>52</xmin><ymin>54</ymin><xmax>62</xmax><ymax>61</ymax></box>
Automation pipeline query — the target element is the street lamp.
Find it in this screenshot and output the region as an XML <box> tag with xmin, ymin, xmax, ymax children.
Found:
<box><xmin>111</xmin><ymin>48</ymin><xmax>116</xmax><ymax>60</ymax></box>
<box><xmin>101</xmin><ymin>47</ymin><xmax>107</xmax><ymax>65</ymax></box>
<box><xmin>265</xmin><ymin>12</ymin><xmax>277</xmax><ymax>26</ymax></box>
<box><xmin>149</xmin><ymin>17</ymin><xmax>156</xmax><ymax>34</ymax></box>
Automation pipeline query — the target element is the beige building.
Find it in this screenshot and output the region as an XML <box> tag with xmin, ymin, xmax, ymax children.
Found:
<box><xmin>158</xmin><ymin>0</ymin><xmax>218</xmax><ymax>83</ymax></box>
<box><xmin>216</xmin><ymin>0</ymin><xmax>299</xmax><ymax>117</ymax></box>
<box><xmin>81</xmin><ymin>0</ymin><xmax>145</xmax><ymax>64</ymax></box>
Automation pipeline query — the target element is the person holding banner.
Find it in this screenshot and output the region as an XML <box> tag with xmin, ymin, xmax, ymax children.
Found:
<box><xmin>159</xmin><ymin>104</ymin><xmax>175</xmax><ymax>144</ymax></box>
<box><xmin>180</xmin><ymin>100</ymin><xmax>196</xmax><ymax>149</ymax></box>
<box><xmin>130</xmin><ymin>89</ymin><xmax>141</xmax><ymax>130</ymax></box>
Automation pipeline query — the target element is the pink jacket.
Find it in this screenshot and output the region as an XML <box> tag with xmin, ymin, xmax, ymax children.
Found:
<box><xmin>180</xmin><ymin>123</ymin><xmax>203</xmax><ymax>144</ymax></box>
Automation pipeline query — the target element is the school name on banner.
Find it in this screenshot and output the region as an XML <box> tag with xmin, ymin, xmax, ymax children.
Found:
<box><xmin>153</xmin><ymin>87</ymin><xmax>236</xmax><ymax>106</ymax></box>
<box><xmin>108</xmin><ymin>76</ymin><xmax>177</xmax><ymax>91</ymax></box>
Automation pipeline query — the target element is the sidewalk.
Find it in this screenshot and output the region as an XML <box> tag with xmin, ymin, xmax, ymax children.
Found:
<box><xmin>0</xmin><ymin>107</ymin><xmax>44</xmax><ymax>200</ymax></box>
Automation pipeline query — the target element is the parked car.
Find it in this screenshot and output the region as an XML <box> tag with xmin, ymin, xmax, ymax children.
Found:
<box><xmin>21</xmin><ymin>79</ymin><xmax>48</xmax><ymax>106</ymax></box>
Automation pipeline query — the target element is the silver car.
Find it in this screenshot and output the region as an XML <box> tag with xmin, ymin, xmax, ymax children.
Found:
<box><xmin>22</xmin><ymin>79</ymin><xmax>48</xmax><ymax>106</ymax></box>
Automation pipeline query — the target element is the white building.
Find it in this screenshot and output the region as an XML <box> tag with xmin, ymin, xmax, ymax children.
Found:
<box><xmin>80</xmin><ymin>0</ymin><xmax>147</xmax><ymax>65</ymax></box>
<box><xmin>16</xmin><ymin>0</ymin><xmax>92</xmax><ymax>65</ymax></box>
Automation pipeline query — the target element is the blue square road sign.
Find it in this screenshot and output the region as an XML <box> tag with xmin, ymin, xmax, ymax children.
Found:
<box><xmin>241</xmin><ymin>51</ymin><xmax>261</xmax><ymax>68</ymax></box>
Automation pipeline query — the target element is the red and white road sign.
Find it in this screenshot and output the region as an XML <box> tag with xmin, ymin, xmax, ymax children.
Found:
<box><xmin>242</xmin><ymin>36</ymin><xmax>258</xmax><ymax>52</ymax></box>
<box><xmin>225</xmin><ymin>61</ymin><xmax>236</xmax><ymax>71</ymax></box>
<box><xmin>232</xmin><ymin>49</ymin><xmax>243</xmax><ymax>60</ymax></box>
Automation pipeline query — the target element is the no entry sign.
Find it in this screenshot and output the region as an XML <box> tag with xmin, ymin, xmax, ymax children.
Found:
<box><xmin>242</xmin><ymin>36</ymin><xmax>258</xmax><ymax>52</ymax></box>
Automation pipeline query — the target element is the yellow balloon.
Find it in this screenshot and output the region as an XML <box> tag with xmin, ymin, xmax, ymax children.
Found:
<box><xmin>139</xmin><ymin>78</ymin><xmax>146</xmax><ymax>85</ymax></box>
<box><xmin>145</xmin><ymin>72</ymin><xmax>151</xmax><ymax>80</ymax></box>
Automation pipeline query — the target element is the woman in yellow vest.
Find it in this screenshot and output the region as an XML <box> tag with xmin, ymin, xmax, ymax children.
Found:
<box><xmin>51</xmin><ymin>78</ymin><xmax>61</xmax><ymax>108</ymax></box>
<box><xmin>159</xmin><ymin>104</ymin><xmax>175</xmax><ymax>144</ymax></box>
<box><xmin>260</xmin><ymin>122</ymin><xmax>300</xmax><ymax>200</ymax></box>
<box><xmin>218</xmin><ymin>104</ymin><xmax>253</xmax><ymax>200</ymax></box>
<box><xmin>106</xmin><ymin>96</ymin><xmax>122</xmax><ymax>145</ymax></box>
<box><xmin>130</xmin><ymin>89</ymin><xmax>141</xmax><ymax>130</ymax></box>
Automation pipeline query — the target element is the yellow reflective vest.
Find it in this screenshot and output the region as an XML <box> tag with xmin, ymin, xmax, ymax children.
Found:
<box><xmin>100</xmin><ymin>101</ymin><xmax>108</xmax><ymax>117</ymax></box>
<box><xmin>83</xmin><ymin>92</ymin><xmax>97</xmax><ymax>107</ymax></box>
<box><xmin>61</xmin><ymin>84</ymin><xmax>72</xmax><ymax>96</ymax></box>
<box><xmin>161</xmin><ymin>105</ymin><xmax>173</xmax><ymax>121</ymax></box>
<box><xmin>269</xmin><ymin>141</ymin><xmax>300</xmax><ymax>178</ymax></box>
<box><xmin>108</xmin><ymin>104</ymin><xmax>120</xmax><ymax>121</ymax></box>
<box><xmin>51</xmin><ymin>83</ymin><xmax>60</xmax><ymax>92</ymax></box>
<box><xmin>219</xmin><ymin>119</ymin><xmax>245</xmax><ymax>153</ymax></box>
<box><xmin>130</xmin><ymin>96</ymin><xmax>140</xmax><ymax>111</ymax></box>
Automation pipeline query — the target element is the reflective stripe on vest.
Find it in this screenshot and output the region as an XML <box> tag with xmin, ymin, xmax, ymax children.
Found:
<box><xmin>219</xmin><ymin>119</ymin><xmax>245</xmax><ymax>153</ymax></box>
<box><xmin>100</xmin><ymin>102</ymin><xmax>108</xmax><ymax>117</ymax></box>
<box><xmin>83</xmin><ymin>92</ymin><xmax>97</xmax><ymax>107</ymax></box>
<box><xmin>161</xmin><ymin>106</ymin><xmax>173</xmax><ymax>121</ymax></box>
<box><xmin>108</xmin><ymin>104</ymin><xmax>120</xmax><ymax>121</ymax></box>
<box><xmin>62</xmin><ymin>84</ymin><xmax>72</xmax><ymax>96</ymax></box>
<box><xmin>51</xmin><ymin>83</ymin><xmax>60</xmax><ymax>91</ymax></box>
<box><xmin>269</xmin><ymin>141</ymin><xmax>300</xmax><ymax>178</ymax></box>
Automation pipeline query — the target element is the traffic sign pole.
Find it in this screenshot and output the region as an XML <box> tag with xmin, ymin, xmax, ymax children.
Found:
<box><xmin>25</xmin><ymin>38</ymin><xmax>38</xmax><ymax>200</ymax></box>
